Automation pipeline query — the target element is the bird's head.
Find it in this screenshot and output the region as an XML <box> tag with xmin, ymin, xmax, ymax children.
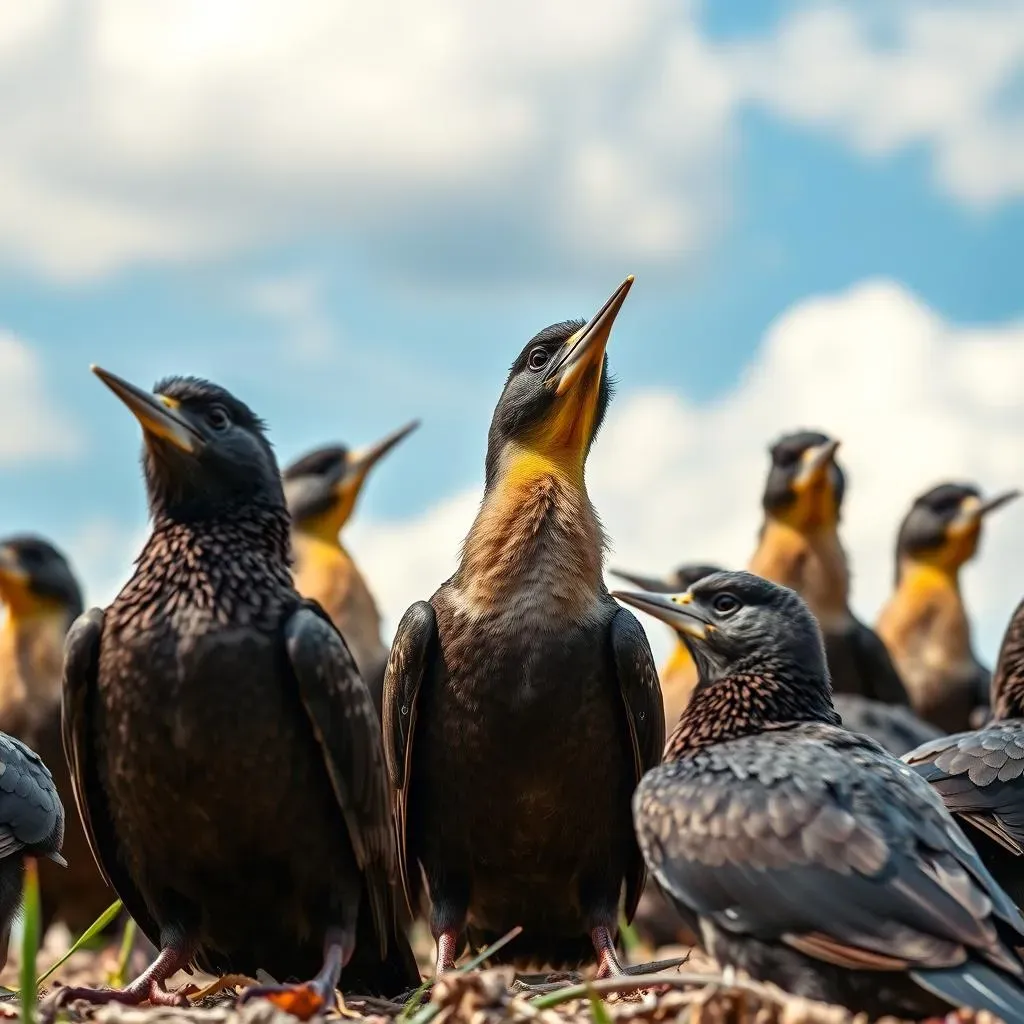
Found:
<box><xmin>93</xmin><ymin>367</ymin><xmax>284</xmax><ymax>522</ymax></box>
<box><xmin>610</xmin><ymin>563</ymin><xmax>724</xmax><ymax>594</ymax></box>
<box><xmin>484</xmin><ymin>277</ymin><xmax>632</xmax><ymax>492</ymax></box>
<box><xmin>896</xmin><ymin>482</ymin><xmax>1018</xmax><ymax>577</ymax></box>
<box><xmin>614</xmin><ymin>570</ymin><xmax>828</xmax><ymax>689</ymax></box>
<box><xmin>283</xmin><ymin>421</ymin><xmax>419</xmax><ymax>541</ymax></box>
<box><xmin>762</xmin><ymin>431</ymin><xmax>844</xmax><ymax>533</ymax></box>
<box><xmin>0</xmin><ymin>536</ymin><xmax>83</xmax><ymax>622</ymax></box>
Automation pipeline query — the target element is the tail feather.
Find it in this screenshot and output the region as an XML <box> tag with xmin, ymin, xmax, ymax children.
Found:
<box><xmin>913</xmin><ymin>963</ymin><xmax>1024</xmax><ymax>1021</ymax></box>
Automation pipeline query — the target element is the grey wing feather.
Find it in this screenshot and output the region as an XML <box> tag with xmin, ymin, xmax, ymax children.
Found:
<box><xmin>835</xmin><ymin>694</ymin><xmax>942</xmax><ymax>757</ymax></box>
<box><xmin>905</xmin><ymin>722</ymin><xmax>1024</xmax><ymax>854</ymax></box>
<box><xmin>610</xmin><ymin>607</ymin><xmax>666</xmax><ymax>920</ymax></box>
<box><xmin>285</xmin><ymin>602</ymin><xmax>395</xmax><ymax>951</ymax></box>
<box><xmin>0</xmin><ymin>733</ymin><xmax>63</xmax><ymax>858</ymax></box>
<box><xmin>61</xmin><ymin>608</ymin><xmax>161</xmax><ymax>945</ymax></box>
<box><xmin>381</xmin><ymin>600</ymin><xmax>437</xmax><ymax>915</ymax></box>
<box><xmin>635</xmin><ymin>727</ymin><xmax>1024</xmax><ymax>976</ymax></box>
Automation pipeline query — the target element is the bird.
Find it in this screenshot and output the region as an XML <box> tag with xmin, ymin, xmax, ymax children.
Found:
<box><xmin>0</xmin><ymin>537</ymin><xmax>113</xmax><ymax>936</ymax></box>
<box><xmin>748</xmin><ymin>430</ymin><xmax>910</xmax><ymax>705</ymax></box>
<box><xmin>905</xmin><ymin>593</ymin><xmax>1024</xmax><ymax>907</ymax></box>
<box><xmin>383</xmin><ymin>276</ymin><xmax>665</xmax><ymax>979</ymax></box>
<box><xmin>610</xmin><ymin>564</ymin><xmax>721</xmax><ymax>730</ymax></box>
<box><xmin>0</xmin><ymin>733</ymin><xmax>65</xmax><ymax>969</ymax></box>
<box><xmin>57</xmin><ymin>367</ymin><xmax>418</xmax><ymax>1011</ymax></box>
<box><xmin>831</xmin><ymin>692</ymin><xmax>943</xmax><ymax>758</ymax></box>
<box><xmin>615</xmin><ymin>570</ymin><xmax>1024</xmax><ymax>1021</ymax></box>
<box><xmin>878</xmin><ymin>483</ymin><xmax>1019</xmax><ymax>733</ymax></box>
<box><xmin>283</xmin><ymin>421</ymin><xmax>419</xmax><ymax>718</ymax></box>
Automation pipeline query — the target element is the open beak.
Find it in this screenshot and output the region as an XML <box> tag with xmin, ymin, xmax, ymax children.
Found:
<box><xmin>545</xmin><ymin>276</ymin><xmax>634</xmax><ymax>397</ymax></box>
<box><xmin>794</xmin><ymin>438</ymin><xmax>840</xmax><ymax>490</ymax></box>
<box><xmin>0</xmin><ymin>547</ymin><xmax>28</xmax><ymax>589</ymax></box>
<box><xmin>612</xmin><ymin>589</ymin><xmax>712</xmax><ymax>642</ymax></box>
<box><xmin>609</xmin><ymin>568</ymin><xmax>676</xmax><ymax>593</ymax></box>
<box><xmin>342</xmin><ymin>420</ymin><xmax>420</xmax><ymax>488</ymax></box>
<box><xmin>92</xmin><ymin>366</ymin><xmax>204</xmax><ymax>455</ymax></box>
<box><xmin>951</xmin><ymin>489</ymin><xmax>1021</xmax><ymax>534</ymax></box>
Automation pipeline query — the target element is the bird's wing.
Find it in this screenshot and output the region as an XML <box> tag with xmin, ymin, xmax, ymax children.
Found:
<box><xmin>851</xmin><ymin>619</ymin><xmax>911</xmax><ymax>705</ymax></box>
<box><xmin>61</xmin><ymin>608</ymin><xmax>159</xmax><ymax>943</ymax></box>
<box><xmin>905</xmin><ymin>723</ymin><xmax>1024</xmax><ymax>854</ymax></box>
<box><xmin>0</xmin><ymin>733</ymin><xmax>63</xmax><ymax>861</ymax></box>
<box><xmin>382</xmin><ymin>600</ymin><xmax>438</xmax><ymax>915</ymax></box>
<box><xmin>834</xmin><ymin>694</ymin><xmax>942</xmax><ymax>757</ymax></box>
<box><xmin>636</xmin><ymin>726</ymin><xmax>1024</xmax><ymax>976</ymax></box>
<box><xmin>284</xmin><ymin>601</ymin><xmax>394</xmax><ymax>953</ymax></box>
<box><xmin>610</xmin><ymin>607</ymin><xmax>667</xmax><ymax>920</ymax></box>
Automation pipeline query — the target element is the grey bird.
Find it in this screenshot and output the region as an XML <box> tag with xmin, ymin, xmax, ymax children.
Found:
<box><xmin>616</xmin><ymin>571</ymin><xmax>1024</xmax><ymax>1021</ymax></box>
<box><xmin>57</xmin><ymin>368</ymin><xmax>418</xmax><ymax>1012</ymax></box>
<box><xmin>384</xmin><ymin>277</ymin><xmax>665</xmax><ymax>979</ymax></box>
<box><xmin>879</xmin><ymin>483</ymin><xmax>1019</xmax><ymax>733</ymax></box>
<box><xmin>905</xmin><ymin>592</ymin><xmax>1024</xmax><ymax>908</ymax></box>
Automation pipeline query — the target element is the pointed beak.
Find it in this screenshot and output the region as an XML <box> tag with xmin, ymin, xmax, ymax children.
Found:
<box><xmin>545</xmin><ymin>276</ymin><xmax>634</xmax><ymax>397</ymax></box>
<box><xmin>612</xmin><ymin>589</ymin><xmax>712</xmax><ymax>641</ymax></box>
<box><xmin>951</xmin><ymin>489</ymin><xmax>1021</xmax><ymax>534</ymax></box>
<box><xmin>342</xmin><ymin>420</ymin><xmax>420</xmax><ymax>486</ymax></box>
<box><xmin>609</xmin><ymin>568</ymin><xmax>676</xmax><ymax>593</ymax></box>
<box><xmin>0</xmin><ymin>546</ymin><xmax>28</xmax><ymax>588</ymax></box>
<box><xmin>794</xmin><ymin>438</ymin><xmax>840</xmax><ymax>490</ymax></box>
<box><xmin>979</xmin><ymin>489</ymin><xmax>1020</xmax><ymax>517</ymax></box>
<box><xmin>92</xmin><ymin>366</ymin><xmax>204</xmax><ymax>455</ymax></box>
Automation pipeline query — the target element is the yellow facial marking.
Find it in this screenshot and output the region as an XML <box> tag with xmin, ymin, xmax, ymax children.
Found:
<box><xmin>157</xmin><ymin>394</ymin><xmax>180</xmax><ymax>411</ymax></box>
<box><xmin>674</xmin><ymin>591</ymin><xmax>694</xmax><ymax>605</ymax></box>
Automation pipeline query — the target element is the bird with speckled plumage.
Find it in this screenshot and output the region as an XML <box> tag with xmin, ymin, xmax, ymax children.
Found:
<box><xmin>616</xmin><ymin>570</ymin><xmax>1024</xmax><ymax>1021</ymax></box>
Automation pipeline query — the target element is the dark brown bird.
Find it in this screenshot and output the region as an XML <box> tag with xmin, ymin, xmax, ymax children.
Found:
<box><xmin>617</xmin><ymin>571</ymin><xmax>1024</xmax><ymax>1021</ymax></box>
<box><xmin>878</xmin><ymin>483</ymin><xmax>1018</xmax><ymax>733</ymax></box>
<box><xmin>57</xmin><ymin>368</ymin><xmax>418</xmax><ymax>1011</ymax></box>
<box><xmin>283</xmin><ymin>422</ymin><xmax>419</xmax><ymax>718</ymax></box>
<box><xmin>0</xmin><ymin>537</ymin><xmax>112</xmax><ymax>937</ymax></box>
<box><xmin>905</xmin><ymin>593</ymin><xmax>1024</xmax><ymax>907</ymax></box>
<box><xmin>748</xmin><ymin>430</ymin><xmax>910</xmax><ymax>705</ymax></box>
<box><xmin>383</xmin><ymin>277</ymin><xmax>665</xmax><ymax>979</ymax></box>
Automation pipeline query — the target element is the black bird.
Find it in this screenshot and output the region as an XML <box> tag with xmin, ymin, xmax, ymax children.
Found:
<box><xmin>878</xmin><ymin>483</ymin><xmax>1019</xmax><ymax>733</ymax></box>
<box><xmin>610</xmin><ymin>564</ymin><xmax>722</xmax><ymax>729</ymax></box>
<box><xmin>283</xmin><ymin>422</ymin><xmax>419</xmax><ymax>717</ymax></box>
<box><xmin>831</xmin><ymin>693</ymin><xmax>942</xmax><ymax>758</ymax></box>
<box><xmin>0</xmin><ymin>734</ymin><xmax>65</xmax><ymax>967</ymax></box>
<box><xmin>905</xmin><ymin>594</ymin><xmax>1024</xmax><ymax>907</ymax></box>
<box><xmin>58</xmin><ymin>368</ymin><xmax>418</xmax><ymax>1010</ymax></box>
<box><xmin>615</xmin><ymin>571</ymin><xmax>1024</xmax><ymax>1021</ymax></box>
<box><xmin>0</xmin><ymin>537</ymin><xmax>112</xmax><ymax>935</ymax></box>
<box><xmin>383</xmin><ymin>277</ymin><xmax>665</xmax><ymax>978</ymax></box>
<box><xmin>748</xmin><ymin>431</ymin><xmax>909</xmax><ymax>705</ymax></box>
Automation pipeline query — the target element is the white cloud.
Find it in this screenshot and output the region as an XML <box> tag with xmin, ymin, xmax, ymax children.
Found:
<box><xmin>0</xmin><ymin>332</ymin><xmax>80</xmax><ymax>463</ymax></box>
<box><xmin>1</xmin><ymin>1</ymin><xmax>1019</xmax><ymax>283</ymax></box>
<box><xmin>239</xmin><ymin>273</ymin><xmax>334</xmax><ymax>359</ymax></box>
<box><xmin>349</xmin><ymin>279</ymin><xmax>1024</xmax><ymax>668</ymax></box>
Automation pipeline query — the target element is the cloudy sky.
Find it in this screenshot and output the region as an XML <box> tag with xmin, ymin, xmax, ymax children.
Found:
<box><xmin>1</xmin><ymin>0</ymin><xmax>1022</xmax><ymax>666</ymax></box>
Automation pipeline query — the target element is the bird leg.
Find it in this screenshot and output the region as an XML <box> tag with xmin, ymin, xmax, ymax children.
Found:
<box><xmin>434</xmin><ymin>929</ymin><xmax>460</xmax><ymax>976</ymax></box>
<box><xmin>239</xmin><ymin>929</ymin><xmax>352</xmax><ymax>1018</ymax></box>
<box><xmin>591</xmin><ymin>925</ymin><xmax>627</xmax><ymax>979</ymax></box>
<box><xmin>49</xmin><ymin>940</ymin><xmax>192</xmax><ymax>1010</ymax></box>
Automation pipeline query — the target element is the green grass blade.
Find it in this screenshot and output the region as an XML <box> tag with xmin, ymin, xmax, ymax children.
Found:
<box><xmin>617</xmin><ymin>911</ymin><xmax>640</xmax><ymax>955</ymax></box>
<box><xmin>19</xmin><ymin>859</ymin><xmax>40</xmax><ymax>1024</ymax></box>
<box><xmin>109</xmin><ymin>916</ymin><xmax>137</xmax><ymax>988</ymax></box>
<box><xmin>587</xmin><ymin>988</ymin><xmax>612</xmax><ymax>1024</ymax></box>
<box><xmin>35</xmin><ymin>899</ymin><xmax>122</xmax><ymax>988</ymax></box>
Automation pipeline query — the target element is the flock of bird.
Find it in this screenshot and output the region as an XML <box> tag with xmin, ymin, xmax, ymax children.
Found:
<box><xmin>1</xmin><ymin>275</ymin><xmax>1024</xmax><ymax>1022</ymax></box>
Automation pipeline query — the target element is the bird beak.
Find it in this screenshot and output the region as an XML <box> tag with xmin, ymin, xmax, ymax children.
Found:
<box><xmin>0</xmin><ymin>546</ymin><xmax>28</xmax><ymax>589</ymax></box>
<box><xmin>609</xmin><ymin>568</ymin><xmax>675</xmax><ymax>593</ymax></box>
<box><xmin>950</xmin><ymin>489</ymin><xmax>1020</xmax><ymax>535</ymax></box>
<box><xmin>91</xmin><ymin>366</ymin><xmax>205</xmax><ymax>455</ymax></box>
<box><xmin>612</xmin><ymin>589</ymin><xmax>712</xmax><ymax>641</ymax></box>
<box><xmin>545</xmin><ymin>276</ymin><xmax>634</xmax><ymax>397</ymax></box>
<box><xmin>341</xmin><ymin>420</ymin><xmax>420</xmax><ymax>491</ymax></box>
<box><xmin>793</xmin><ymin>438</ymin><xmax>840</xmax><ymax>490</ymax></box>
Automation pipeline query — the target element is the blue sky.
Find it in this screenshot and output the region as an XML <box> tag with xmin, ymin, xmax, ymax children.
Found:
<box><xmin>1</xmin><ymin>0</ymin><xmax>1022</xmax><ymax>662</ymax></box>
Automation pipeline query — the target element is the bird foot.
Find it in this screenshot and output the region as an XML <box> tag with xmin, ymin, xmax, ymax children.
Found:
<box><xmin>48</xmin><ymin>977</ymin><xmax>190</xmax><ymax>1013</ymax></box>
<box><xmin>621</xmin><ymin>955</ymin><xmax>689</xmax><ymax>976</ymax></box>
<box><xmin>238</xmin><ymin>982</ymin><xmax>330</xmax><ymax>1021</ymax></box>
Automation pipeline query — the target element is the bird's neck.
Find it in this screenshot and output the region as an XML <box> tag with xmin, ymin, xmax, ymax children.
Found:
<box><xmin>0</xmin><ymin>606</ymin><xmax>68</xmax><ymax>708</ymax></box>
<box><xmin>456</xmin><ymin>455</ymin><xmax>605</xmax><ymax>617</ymax></box>
<box><xmin>993</xmin><ymin>599</ymin><xmax>1024</xmax><ymax>719</ymax></box>
<box><xmin>665</xmin><ymin>657</ymin><xmax>840</xmax><ymax>757</ymax></box>
<box><xmin>878</xmin><ymin>559</ymin><xmax>971</xmax><ymax>660</ymax></box>
<box><xmin>749</xmin><ymin>518</ymin><xmax>850</xmax><ymax>627</ymax></box>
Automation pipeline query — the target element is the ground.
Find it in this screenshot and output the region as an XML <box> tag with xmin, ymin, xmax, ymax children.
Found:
<box><xmin>0</xmin><ymin>924</ymin><xmax>1001</xmax><ymax>1024</ymax></box>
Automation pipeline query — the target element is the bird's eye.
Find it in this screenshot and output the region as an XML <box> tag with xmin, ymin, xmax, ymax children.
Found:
<box><xmin>712</xmin><ymin>593</ymin><xmax>740</xmax><ymax>615</ymax></box>
<box><xmin>527</xmin><ymin>347</ymin><xmax>550</xmax><ymax>371</ymax></box>
<box><xmin>207</xmin><ymin>406</ymin><xmax>230</xmax><ymax>431</ymax></box>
